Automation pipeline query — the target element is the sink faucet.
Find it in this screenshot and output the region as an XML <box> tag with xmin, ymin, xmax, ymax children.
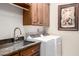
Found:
<box><xmin>14</xmin><ymin>27</ymin><xmax>22</xmax><ymax>42</ymax></box>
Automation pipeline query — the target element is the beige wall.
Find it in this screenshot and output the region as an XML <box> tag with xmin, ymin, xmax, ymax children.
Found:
<box><xmin>48</xmin><ymin>3</ymin><xmax>79</xmax><ymax>56</ymax></box>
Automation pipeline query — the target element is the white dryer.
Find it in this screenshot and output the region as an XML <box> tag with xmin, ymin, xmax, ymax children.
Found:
<box><xmin>27</xmin><ymin>35</ymin><xmax>62</xmax><ymax>56</ymax></box>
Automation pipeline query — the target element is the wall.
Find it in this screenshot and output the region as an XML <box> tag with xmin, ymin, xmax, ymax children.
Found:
<box><xmin>0</xmin><ymin>3</ymin><xmax>24</xmax><ymax>40</ymax></box>
<box><xmin>48</xmin><ymin>3</ymin><xmax>79</xmax><ymax>56</ymax></box>
<box><xmin>24</xmin><ymin>25</ymin><xmax>44</xmax><ymax>34</ymax></box>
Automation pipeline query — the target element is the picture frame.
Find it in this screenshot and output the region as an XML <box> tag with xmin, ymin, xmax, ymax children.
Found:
<box><xmin>58</xmin><ymin>3</ymin><xmax>78</xmax><ymax>31</ymax></box>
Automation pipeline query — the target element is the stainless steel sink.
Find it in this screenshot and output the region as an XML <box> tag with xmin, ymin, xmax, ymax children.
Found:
<box><xmin>23</xmin><ymin>41</ymin><xmax>35</xmax><ymax>46</ymax></box>
<box><xmin>0</xmin><ymin>43</ymin><xmax>14</xmax><ymax>49</ymax></box>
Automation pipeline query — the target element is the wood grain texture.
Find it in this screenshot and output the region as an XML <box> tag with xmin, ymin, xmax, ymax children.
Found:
<box><xmin>31</xmin><ymin>3</ymin><xmax>38</xmax><ymax>25</ymax></box>
<box><xmin>20</xmin><ymin>43</ymin><xmax>40</xmax><ymax>56</ymax></box>
<box><xmin>43</xmin><ymin>4</ymin><xmax>50</xmax><ymax>26</ymax></box>
<box><xmin>23</xmin><ymin>10</ymin><xmax>32</xmax><ymax>25</ymax></box>
<box><xmin>23</xmin><ymin>3</ymin><xmax>49</xmax><ymax>26</ymax></box>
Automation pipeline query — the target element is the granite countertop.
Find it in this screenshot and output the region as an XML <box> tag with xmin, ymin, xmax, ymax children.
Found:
<box><xmin>0</xmin><ymin>40</ymin><xmax>40</xmax><ymax>56</ymax></box>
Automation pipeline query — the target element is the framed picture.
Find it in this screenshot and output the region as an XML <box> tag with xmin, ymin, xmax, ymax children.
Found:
<box><xmin>58</xmin><ymin>3</ymin><xmax>78</xmax><ymax>31</ymax></box>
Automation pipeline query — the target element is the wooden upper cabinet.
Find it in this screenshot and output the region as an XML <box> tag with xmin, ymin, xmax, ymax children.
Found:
<box><xmin>23</xmin><ymin>3</ymin><xmax>38</xmax><ymax>25</ymax></box>
<box><xmin>37</xmin><ymin>3</ymin><xmax>43</xmax><ymax>25</ymax></box>
<box><xmin>31</xmin><ymin>3</ymin><xmax>38</xmax><ymax>25</ymax></box>
<box><xmin>23</xmin><ymin>10</ymin><xmax>31</xmax><ymax>25</ymax></box>
<box><xmin>42</xmin><ymin>4</ymin><xmax>49</xmax><ymax>26</ymax></box>
<box><xmin>23</xmin><ymin>3</ymin><xmax>49</xmax><ymax>26</ymax></box>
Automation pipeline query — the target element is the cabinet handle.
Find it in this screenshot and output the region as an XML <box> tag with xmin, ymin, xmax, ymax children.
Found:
<box><xmin>32</xmin><ymin>49</ymin><xmax>35</xmax><ymax>52</ymax></box>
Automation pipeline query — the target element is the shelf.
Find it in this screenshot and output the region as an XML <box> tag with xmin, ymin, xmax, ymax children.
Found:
<box><xmin>9</xmin><ymin>3</ymin><xmax>30</xmax><ymax>11</ymax></box>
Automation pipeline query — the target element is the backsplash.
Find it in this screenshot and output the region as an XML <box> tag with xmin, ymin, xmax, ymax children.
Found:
<box><xmin>24</xmin><ymin>25</ymin><xmax>44</xmax><ymax>34</ymax></box>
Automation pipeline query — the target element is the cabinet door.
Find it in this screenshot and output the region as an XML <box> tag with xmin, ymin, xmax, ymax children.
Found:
<box><xmin>43</xmin><ymin>4</ymin><xmax>49</xmax><ymax>26</ymax></box>
<box><xmin>37</xmin><ymin>3</ymin><xmax>43</xmax><ymax>25</ymax></box>
<box><xmin>23</xmin><ymin>10</ymin><xmax>31</xmax><ymax>25</ymax></box>
<box><xmin>32</xmin><ymin>52</ymin><xmax>40</xmax><ymax>56</ymax></box>
<box><xmin>31</xmin><ymin>3</ymin><xmax>38</xmax><ymax>25</ymax></box>
<box><xmin>20</xmin><ymin>44</ymin><xmax>40</xmax><ymax>56</ymax></box>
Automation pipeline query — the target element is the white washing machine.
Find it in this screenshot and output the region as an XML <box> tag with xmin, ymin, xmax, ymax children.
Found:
<box><xmin>27</xmin><ymin>35</ymin><xmax>62</xmax><ymax>56</ymax></box>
